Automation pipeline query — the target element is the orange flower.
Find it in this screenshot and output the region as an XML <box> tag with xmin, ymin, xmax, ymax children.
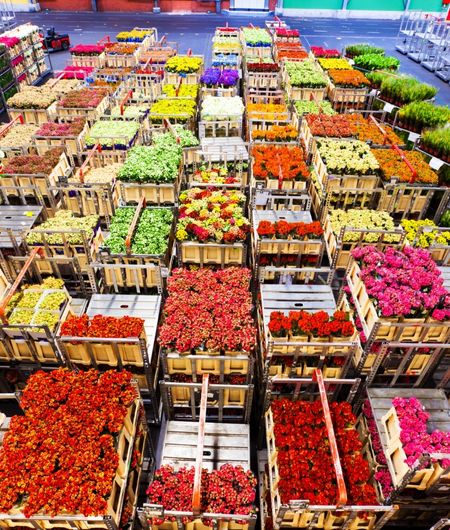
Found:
<box><xmin>252</xmin><ymin>145</ymin><xmax>310</xmax><ymax>181</ymax></box>
<box><xmin>252</xmin><ymin>124</ymin><xmax>298</xmax><ymax>142</ymax></box>
<box><xmin>247</xmin><ymin>103</ymin><xmax>288</xmax><ymax>120</ymax></box>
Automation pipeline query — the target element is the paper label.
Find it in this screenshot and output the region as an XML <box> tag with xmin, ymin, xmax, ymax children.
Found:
<box><xmin>429</xmin><ymin>157</ymin><xmax>445</xmax><ymax>170</ymax></box>
<box><xmin>383</xmin><ymin>102</ymin><xmax>395</xmax><ymax>113</ymax></box>
<box><xmin>408</xmin><ymin>132</ymin><xmax>420</xmax><ymax>142</ymax></box>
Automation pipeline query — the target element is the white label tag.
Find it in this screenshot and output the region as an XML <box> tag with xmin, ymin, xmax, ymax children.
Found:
<box><xmin>383</xmin><ymin>102</ymin><xmax>395</xmax><ymax>113</ymax></box>
<box><xmin>408</xmin><ymin>132</ymin><xmax>420</xmax><ymax>142</ymax></box>
<box><xmin>256</xmin><ymin>191</ymin><xmax>270</xmax><ymax>206</ymax></box>
<box><xmin>429</xmin><ymin>157</ymin><xmax>444</xmax><ymax>170</ymax></box>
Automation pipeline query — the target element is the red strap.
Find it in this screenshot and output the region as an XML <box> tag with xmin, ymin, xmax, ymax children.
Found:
<box><xmin>192</xmin><ymin>374</ymin><xmax>209</xmax><ymax>515</ymax></box>
<box><xmin>391</xmin><ymin>144</ymin><xmax>417</xmax><ymax>183</ymax></box>
<box><xmin>314</xmin><ymin>369</ymin><xmax>348</xmax><ymax>507</ymax></box>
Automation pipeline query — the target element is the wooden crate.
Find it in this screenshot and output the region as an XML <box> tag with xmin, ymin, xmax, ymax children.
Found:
<box><xmin>285</xmin><ymin>84</ymin><xmax>326</xmax><ymax>102</ymax></box>
<box><xmin>245</xmin><ymin>71</ymin><xmax>280</xmax><ymax>90</ymax></box>
<box><xmin>323</xmin><ymin>215</ymin><xmax>404</xmax><ymax>270</ymax></box>
<box><xmin>34</xmin><ymin>121</ymin><xmax>89</xmax><ymax>156</ymax></box>
<box><xmin>379</xmin><ymin>184</ymin><xmax>437</xmax><ymax>220</ymax></box>
<box><xmin>1</xmin><ymin>150</ymin><xmax>71</xmax><ymax>198</ymax></box>
<box><xmin>179</xmin><ymin>241</ymin><xmax>245</xmax><ymax>266</ymax></box>
<box><xmin>327</xmin><ymin>83</ymin><xmax>369</xmax><ymax>104</ymax></box>
<box><xmin>264</xmin><ymin>407</ymin><xmax>385</xmax><ymax>529</ymax></box>
<box><xmin>347</xmin><ymin>260</ymin><xmax>450</xmax><ymax>343</ymax></box>
<box><xmin>164</xmin><ymin>352</ymin><xmax>250</xmax><ymax>377</ymax></box>
<box><xmin>119</xmin><ymin>181</ymin><xmax>177</xmax><ymax>205</ymax></box>
<box><xmin>58</xmin><ymin>181</ymin><xmax>118</xmax><ymax>219</ymax></box>
<box><xmin>8</xmin><ymin>102</ymin><xmax>58</xmax><ymax>125</ymax></box>
<box><xmin>164</xmin><ymin>72</ymin><xmax>201</xmax><ymax>85</ymax></box>
<box><xmin>55</xmin><ymin>96</ymin><xmax>109</xmax><ymax>123</ymax></box>
<box><xmin>312</xmin><ymin>143</ymin><xmax>379</xmax><ymax>192</ymax></box>
<box><xmin>200</xmin><ymin>86</ymin><xmax>238</xmax><ymax>98</ymax></box>
<box><xmin>104</xmin><ymin>50</ymin><xmax>140</xmax><ymax>68</ymax></box>
<box><xmin>71</xmin><ymin>53</ymin><xmax>106</xmax><ymax>68</ymax></box>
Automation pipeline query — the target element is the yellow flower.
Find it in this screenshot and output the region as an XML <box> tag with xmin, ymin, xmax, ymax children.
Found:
<box><xmin>176</xmin><ymin>229</ymin><xmax>188</xmax><ymax>241</ymax></box>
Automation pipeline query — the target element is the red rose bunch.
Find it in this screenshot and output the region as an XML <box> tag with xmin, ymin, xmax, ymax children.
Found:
<box><xmin>246</xmin><ymin>62</ymin><xmax>280</xmax><ymax>72</ymax></box>
<box><xmin>0</xmin><ymin>369</ymin><xmax>137</xmax><ymax>517</ymax></box>
<box><xmin>158</xmin><ymin>268</ymin><xmax>256</xmax><ymax>353</ymax></box>
<box><xmin>271</xmin><ymin>399</ymin><xmax>378</xmax><ymax>506</ymax></box>
<box><xmin>60</xmin><ymin>314</ymin><xmax>145</xmax><ymax>339</ymax></box>
<box><xmin>146</xmin><ymin>464</ymin><xmax>257</xmax><ymax>526</ymax></box>
<box><xmin>268</xmin><ymin>310</ymin><xmax>355</xmax><ymax>338</ymax></box>
<box><xmin>257</xmin><ymin>220</ymin><xmax>323</xmax><ymax>239</ymax></box>
<box><xmin>275</xmin><ymin>28</ymin><xmax>300</xmax><ymax>37</ymax></box>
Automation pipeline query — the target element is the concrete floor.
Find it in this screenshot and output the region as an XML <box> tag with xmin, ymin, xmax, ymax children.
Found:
<box><xmin>14</xmin><ymin>11</ymin><xmax>450</xmax><ymax>105</ymax></box>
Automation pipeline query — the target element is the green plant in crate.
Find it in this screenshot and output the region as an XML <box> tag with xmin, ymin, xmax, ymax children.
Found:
<box><xmin>285</xmin><ymin>60</ymin><xmax>328</xmax><ymax>88</ymax></box>
<box><xmin>441</xmin><ymin>210</ymin><xmax>450</xmax><ymax>228</ymax></box>
<box><xmin>398</xmin><ymin>102</ymin><xmax>450</xmax><ymax>133</ymax></box>
<box><xmin>0</xmin><ymin>69</ymin><xmax>14</xmax><ymax>89</ymax></box>
<box><xmin>131</xmin><ymin>208</ymin><xmax>173</xmax><ymax>255</ymax></box>
<box><xmin>104</xmin><ymin>207</ymin><xmax>135</xmax><ymax>254</ymax></box>
<box><xmin>16</xmin><ymin>292</ymin><xmax>42</xmax><ymax>309</ymax></box>
<box><xmin>420</xmin><ymin>127</ymin><xmax>450</xmax><ymax>162</ymax></box>
<box><xmin>366</xmin><ymin>70</ymin><xmax>390</xmax><ymax>89</ymax></box>
<box><xmin>345</xmin><ymin>43</ymin><xmax>384</xmax><ymax>58</ymax></box>
<box><xmin>294</xmin><ymin>100</ymin><xmax>336</xmax><ymax>116</ymax></box>
<box><xmin>379</xmin><ymin>75</ymin><xmax>438</xmax><ymax>105</ymax></box>
<box><xmin>354</xmin><ymin>54</ymin><xmax>400</xmax><ymax>71</ymax></box>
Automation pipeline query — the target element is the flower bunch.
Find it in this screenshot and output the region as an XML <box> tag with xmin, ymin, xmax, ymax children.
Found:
<box><xmin>0</xmin><ymin>368</ymin><xmax>137</xmax><ymax>516</ymax></box>
<box><xmin>351</xmin><ymin>246</ymin><xmax>450</xmax><ymax>320</ymax></box>
<box><xmin>306</xmin><ymin>114</ymin><xmax>356</xmax><ymax>138</ymax></box>
<box><xmin>201</xmin><ymin>95</ymin><xmax>244</xmax><ymax>121</ymax></box>
<box><xmin>242</xmin><ymin>27</ymin><xmax>272</xmax><ymax>46</ymax></box>
<box><xmin>252</xmin><ymin>124</ymin><xmax>298</xmax><ymax>142</ymax></box>
<box><xmin>0</xmin><ymin>36</ymin><xmax>20</xmax><ymax>48</ymax></box>
<box><xmin>105</xmin><ymin>42</ymin><xmax>138</xmax><ymax>55</ymax></box>
<box><xmin>150</xmin><ymin>98</ymin><xmax>197</xmax><ymax>122</ymax></box>
<box><xmin>61</xmin><ymin>314</ymin><xmax>144</xmax><ymax>338</ymax></box>
<box><xmin>200</xmin><ymin>68</ymin><xmax>239</xmax><ymax>87</ymax></box>
<box><xmin>247</xmin><ymin>102</ymin><xmax>288</xmax><ymax>120</ymax></box>
<box><xmin>401</xmin><ymin>219</ymin><xmax>450</xmax><ymax>248</ymax></box>
<box><xmin>165</xmin><ymin>56</ymin><xmax>203</xmax><ymax>74</ymax></box>
<box><xmin>61</xmin><ymin>65</ymin><xmax>94</xmax><ymax>79</ymax></box>
<box><xmin>295</xmin><ymin>100</ymin><xmax>335</xmax><ymax>115</ymax></box>
<box><xmin>176</xmin><ymin>188</ymin><xmax>250</xmax><ymax>244</ymax></box>
<box><xmin>35</xmin><ymin>118</ymin><xmax>85</xmax><ymax>137</ymax></box>
<box><xmin>310</xmin><ymin>46</ymin><xmax>340</xmax><ymax>57</ymax></box>
<box><xmin>212</xmin><ymin>36</ymin><xmax>241</xmax><ymax>51</ymax></box>
<box><xmin>246</xmin><ymin>62</ymin><xmax>279</xmax><ymax>72</ymax></box>
<box><xmin>275</xmin><ymin>28</ymin><xmax>300</xmax><ymax>37</ymax></box>
<box><xmin>372</xmin><ymin>149</ymin><xmax>438</xmax><ymax>185</ymax></box>
<box><xmin>85</xmin><ymin>120</ymin><xmax>140</xmax><ymax>149</ymax></box>
<box><xmin>70</xmin><ymin>44</ymin><xmax>105</xmax><ymax>55</ymax></box>
<box><xmin>354</xmin><ymin>53</ymin><xmax>399</xmax><ymax>71</ymax></box>
<box><xmin>285</xmin><ymin>60</ymin><xmax>328</xmax><ymax>88</ymax></box>
<box><xmin>26</xmin><ymin>210</ymin><xmax>98</xmax><ymax>245</ymax></box>
<box><xmin>162</xmin><ymin>84</ymin><xmax>198</xmax><ymax>98</ymax></box>
<box><xmin>7</xmin><ymin>87</ymin><xmax>57</xmax><ymax>109</ymax></box>
<box><xmin>318</xmin><ymin>58</ymin><xmax>352</xmax><ymax>70</ymax></box>
<box><xmin>158</xmin><ymin>268</ymin><xmax>256</xmax><ymax>352</ymax></box>
<box><xmin>1</xmin><ymin>147</ymin><xmax>63</xmax><ymax>176</ymax></box>
<box><xmin>347</xmin><ymin>114</ymin><xmax>402</xmax><ymax>145</ymax></box>
<box><xmin>276</xmin><ymin>46</ymin><xmax>309</xmax><ymax>61</ymax></box>
<box><xmin>268</xmin><ymin>310</ymin><xmax>355</xmax><ymax>338</ymax></box>
<box><xmin>329</xmin><ymin>209</ymin><xmax>400</xmax><ymax>243</ymax></box>
<box><xmin>317</xmin><ymin>139</ymin><xmax>379</xmax><ymax>175</ymax></box>
<box><xmin>116</xmin><ymin>29</ymin><xmax>153</xmax><ymax>42</ymax></box>
<box><xmin>252</xmin><ymin>145</ymin><xmax>310</xmax><ymax>183</ymax></box>
<box><xmin>257</xmin><ymin>220</ymin><xmax>323</xmax><ymax>239</ymax></box>
<box><xmin>272</xmin><ymin>399</ymin><xmax>377</xmax><ymax>505</ymax></box>
<box><xmin>212</xmin><ymin>53</ymin><xmax>239</xmax><ymax>67</ymax></box>
<box><xmin>393</xmin><ymin>397</ymin><xmax>450</xmax><ymax>468</ymax></box>
<box><xmin>328</xmin><ymin>69</ymin><xmax>370</xmax><ymax>88</ymax></box>
<box><xmin>0</xmin><ymin>124</ymin><xmax>38</xmax><ymax>147</ymax></box>
<box><xmin>146</xmin><ymin>464</ymin><xmax>256</xmax><ymax>525</ymax></box>
<box><xmin>59</xmin><ymin>88</ymin><xmax>108</xmax><ymax>109</ymax></box>
<box><xmin>192</xmin><ymin>166</ymin><xmax>238</xmax><ymax>185</ymax></box>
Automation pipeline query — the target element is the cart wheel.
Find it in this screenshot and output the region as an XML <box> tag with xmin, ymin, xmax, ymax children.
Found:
<box><xmin>62</xmin><ymin>41</ymin><xmax>69</xmax><ymax>50</ymax></box>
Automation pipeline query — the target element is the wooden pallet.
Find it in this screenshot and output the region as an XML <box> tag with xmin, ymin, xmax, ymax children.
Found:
<box><xmin>179</xmin><ymin>241</ymin><xmax>245</xmax><ymax>266</ymax></box>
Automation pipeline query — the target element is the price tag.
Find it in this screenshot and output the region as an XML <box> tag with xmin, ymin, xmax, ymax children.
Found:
<box><xmin>255</xmin><ymin>190</ymin><xmax>269</xmax><ymax>206</ymax></box>
<box><xmin>408</xmin><ymin>132</ymin><xmax>420</xmax><ymax>142</ymax></box>
<box><xmin>348</xmin><ymin>59</ymin><xmax>355</xmax><ymax>65</ymax></box>
<box><xmin>0</xmin><ymin>150</ymin><xmax>5</xmax><ymax>159</ymax></box>
<box><xmin>369</xmin><ymin>89</ymin><xmax>377</xmax><ymax>97</ymax></box>
<box><xmin>383</xmin><ymin>102</ymin><xmax>395</xmax><ymax>113</ymax></box>
<box><xmin>429</xmin><ymin>157</ymin><xmax>444</xmax><ymax>171</ymax></box>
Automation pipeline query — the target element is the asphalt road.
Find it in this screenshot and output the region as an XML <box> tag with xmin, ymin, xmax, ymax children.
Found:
<box><xmin>14</xmin><ymin>11</ymin><xmax>450</xmax><ymax>104</ymax></box>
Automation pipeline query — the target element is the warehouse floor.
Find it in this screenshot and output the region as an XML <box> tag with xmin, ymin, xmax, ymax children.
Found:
<box><xmin>14</xmin><ymin>11</ymin><xmax>450</xmax><ymax>105</ymax></box>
